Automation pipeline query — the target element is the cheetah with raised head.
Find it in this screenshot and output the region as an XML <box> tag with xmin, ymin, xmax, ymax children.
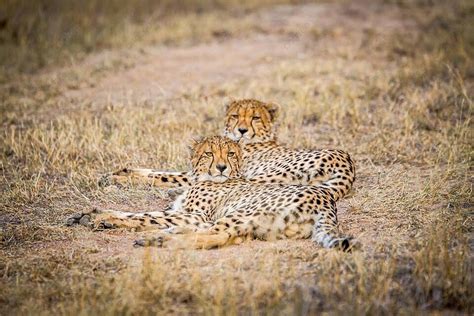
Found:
<box><xmin>103</xmin><ymin>99</ymin><xmax>355</xmax><ymax>202</ymax></box>
<box><xmin>70</xmin><ymin>136</ymin><xmax>353</xmax><ymax>251</ymax></box>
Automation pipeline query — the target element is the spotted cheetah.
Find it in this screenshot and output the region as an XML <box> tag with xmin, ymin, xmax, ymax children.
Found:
<box><xmin>103</xmin><ymin>99</ymin><xmax>355</xmax><ymax>202</ymax></box>
<box><xmin>70</xmin><ymin>136</ymin><xmax>353</xmax><ymax>251</ymax></box>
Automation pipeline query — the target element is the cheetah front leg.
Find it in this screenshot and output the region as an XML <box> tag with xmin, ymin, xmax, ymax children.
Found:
<box><xmin>98</xmin><ymin>168</ymin><xmax>191</xmax><ymax>190</ymax></box>
<box><xmin>66</xmin><ymin>208</ymin><xmax>159</xmax><ymax>231</ymax></box>
<box><xmin>66</xmin><ymin>208</ymin><xmax>211</xmax><ymax>232</ymax></box>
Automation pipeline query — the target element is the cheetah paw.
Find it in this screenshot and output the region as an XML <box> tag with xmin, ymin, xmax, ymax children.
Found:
<box><xmin>65</xmin><ymin>208</ymin><xmax>104</xmax><ymax>229</ymax></box>
<box><xmin>333</xmin><ymin>236</ymin><xmax>360</xmax><ymax>252</ymax></box>
<box><xmin>167</xmin><ymin>188</ymin><xmax>185</xmax><ymax>200</ymax></box>
<box><xmin>97</xmin><ymin>168</ymin><xmax>131</xmax><ymax>187</ymax></box>
<box><xmin>134</xmin><ymin>235</ymin><xmax>166</xmax><ymax>248</ymax></box>
<box><xmin>97</xmin><ymin>174</ymin><xmax>112</xmax><ymax>187</ymax></box>
<box><xmin>94</xmin><ymin>220</ymin><xmax>115</xmax><ymax>231</ymax></box>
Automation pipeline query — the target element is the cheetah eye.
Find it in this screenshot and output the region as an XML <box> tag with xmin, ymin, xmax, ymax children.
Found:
<box><xmin>230</xmin><ymin>114</ymin><xmax>238</xmax><ymax>119</ymax></box>
<box><xmin>228</xmin><ymin>152</ymin><xmax>235</xmax><ymax>157</ymax></box>
<box><xmin>252</xmin><ymin>116</ymin><xmax>261</xmax><ymax>120</ymax></box>
<box><xmin>204</xmin><ymin>152</ymin><xmax>213</xmax><ymax>157</ymax></box>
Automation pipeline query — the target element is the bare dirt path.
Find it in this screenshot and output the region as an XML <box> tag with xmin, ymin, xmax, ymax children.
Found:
<box><xmin>63</xmin><ymin>2</ymin><xmax>412</xmax><ymax>106</ymax></box>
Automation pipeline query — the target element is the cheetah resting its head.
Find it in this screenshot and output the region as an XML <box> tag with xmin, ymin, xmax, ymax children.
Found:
<box><xmin>190</xmin><ymin>136</ymin><xmax>243</xmax><ymax>182</ymax></box>
<box><xmin>224</xmin><ymin>99</ymin><xmax>279</xmax><ymax>143</ymax></box>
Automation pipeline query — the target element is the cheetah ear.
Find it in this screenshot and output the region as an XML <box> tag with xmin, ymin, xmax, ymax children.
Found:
<box><xmin>188</xmin><ymin>137</ymin><xmax>203</xmax><ymax>153</ymax></box>
<box><xmin>188</xmin><ymin>137</ymin><xmax>205</xmax><ymax>167</ymax></box>
<box><xmin>224</xmin><ymin>98</ymin><xmax>236</xmax><ymax>113</ymax></box>
<box><xmin>265</xmin><ymin>102</ymin><xmax>280</xmax><ymax>122</ymax></box>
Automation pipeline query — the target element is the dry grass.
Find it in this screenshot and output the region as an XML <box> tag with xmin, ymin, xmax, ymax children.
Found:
<box><xmin>0</xmin><ymin>0</ymin><xmax>309</xmax><ymax>81</ymax></box>
<box><xmin>1</xmin><ymin>0</ymin><xmax>473</xmax><ymax>315</ymax></box>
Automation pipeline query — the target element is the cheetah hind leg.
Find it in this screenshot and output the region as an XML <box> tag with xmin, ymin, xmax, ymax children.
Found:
<box><xmin>164</xmin><ymin>232</ymin><xmax>232</xmax><ymax>249</ymax></box>
<box><xmin>65</xmin><ymin>208</ymin><xmax>121</xmax><ymax>231</ymax></box>
<box><xmin>134</xmin><ymin>230</ymin><xmax>233</xmax><ymax>249</ymax></box>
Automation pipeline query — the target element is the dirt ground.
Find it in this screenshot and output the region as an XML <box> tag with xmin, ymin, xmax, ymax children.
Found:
<box><xmin>1</xmin><ymin>1</ymin><xmax>472</xmax><ymax>314</ymax></box>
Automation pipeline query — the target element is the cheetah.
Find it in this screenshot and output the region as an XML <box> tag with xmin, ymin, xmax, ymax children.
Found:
<box><xmin>70</xmin><ymin>136</ymin><xmax>353</xmax><ymax>251</ymax></box>
<box><xmin>103</xmin><ymin>99</ymin><xmax>356</xmax><ymax>202</ymax></box>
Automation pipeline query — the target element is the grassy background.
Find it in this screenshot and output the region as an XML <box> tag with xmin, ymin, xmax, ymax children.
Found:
<box><xmin>0</xmin><ymin>0</ymin><xmax>305</xmax><ymax>81</ymax></box>
<box><xmin>0</xmin><ymin>0</ymin><xmax>473</xmax><ymax>314</ymax></box>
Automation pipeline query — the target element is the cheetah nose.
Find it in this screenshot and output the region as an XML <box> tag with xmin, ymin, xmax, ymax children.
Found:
<box><xmin>238</xmin><ymin>128</ymin><xmax>248</xmax><ymax>135</ymax></box>
<box><xmin>216</xmin><ymin>164</ymin><xmax>227</xmax><ymax>173</ymax></box>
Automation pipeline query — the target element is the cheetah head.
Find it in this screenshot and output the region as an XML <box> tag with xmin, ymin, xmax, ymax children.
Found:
<box><xmin>224</xmin><ymin>99</ymin><xmax>279</xmax><ymax>143</ymax></box>
<box><xmin>190</xmin><ymin>136</ymin><xmax>243</xmax><ymax>182</ymax></box>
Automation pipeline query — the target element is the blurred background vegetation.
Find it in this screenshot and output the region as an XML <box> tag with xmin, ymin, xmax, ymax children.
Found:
<box><xmin>1</xmin><ymin>0</ymin><xmax>472</xmax><ymax>83</ymax></box>
<box><xmin>0</xmin><ymin>0</ymin><xmax>308</xmax><ymax>80</ymax></box>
